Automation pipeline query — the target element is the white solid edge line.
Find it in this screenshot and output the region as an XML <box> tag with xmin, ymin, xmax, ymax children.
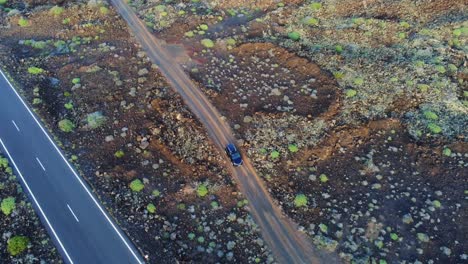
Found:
<box><xmin>0</xmin><ymin>70</ymin><xmax>144</xmax><ymax>264</ymax></box>
<box><xmin>12</xmin><ymin>120</ymin><xmax>20</xmax><ymax>131</ymax></box>
<box><xmin>66</xmin><ymin>204</ymin><xmax>80</xmax><ymax>223</ymax></box>
<box><xmin>0</xmin><ymin>138</ymin><xmax>74</xmax><ymax>264</ymax></box>
<box><xmin>36</xmin><ymin>157</ymin><xmax>46</xmax><ymax>171</ymax></box>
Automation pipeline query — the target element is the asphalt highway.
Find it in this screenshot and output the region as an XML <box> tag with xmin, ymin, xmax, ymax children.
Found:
<box><xmin>0</xmin><ymin>70</ymin><xmax>145</xmax><ymax>264</ymax></box>
<box><xmin>110</xmin><ymin>1</ymin><xmax>337</xmax><ymax>263</ymax></box>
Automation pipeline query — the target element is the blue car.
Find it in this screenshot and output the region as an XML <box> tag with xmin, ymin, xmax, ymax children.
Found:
<box><xmin>225</xmin><ymin>143</ymin><xmax>243</xmax><ymax>166</ymax></box>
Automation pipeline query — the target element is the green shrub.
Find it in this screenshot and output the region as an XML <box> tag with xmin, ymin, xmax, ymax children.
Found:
<box><xmin>423</xmin><ymin>111</ymin><xmax>438</xmax><ymax>120</ymax></box>
<box><xmin>288</xmin><ymin>31</ymin><xmax>301</xmax><ymax>41</ymax></box>
<box><xmin>18</xmin><ymin>17</ymin><xmax>29</xmax><ymax>27</ymax></box>
<box><xmin>435</xmin><ymin>65</ymin><xmax>446</xmax><ymax>74</ymax></box>
<box><xmin>270</xmin><ymin>150</ymin><xmax>280</xmax><ymax>159</ymax></box>
<box><xmin>0</xmin><ymin>157</ymin><xmax>9</xmax><ymax>168</ymax></box>
<box><xmin>0</xmin><ymin>0</ymin><xmax>8</xmax><ymax>5</ymax></box>
<box><xmin>99</xmin><ymin>6</ymin><xmax>109</xmax><ymax>15</ymax></box>
<box><xmin>62</xmin><ymin>18</ymin><xmax>71</xmax><ymax>24</ymax></box>
<box><xmin>58</xmin><ymin>119</ymin><xmax>75</xmax><ymax>132</ymax></box>
<box><xmin>319</xmin><ymin>223</ymin><xmax>328</xmax><ymax>233</ymax></box>
<box><xmin>397</xmin><ymin>32</ymin><xmax>406</xmax><ymax>39</ymax></box>
<box><xmin>390</xmin><ymin>233</ymin><xmax>399</xmax><ymax>240</ymax></box>
<box><xmin>237</xmin><ymin>199</ymin><xmax>248</xmax><ymax>207</ymax></box>
<box><xmin>335</xmin><ymin>45</ymin><xmax>343</xmax><ymax>54</ymax></box>
<box><xmin>152</xmin><ymin>189</ymin><xmax>160</xmax><ymax>197</ymax></box>
<box><xmin>303</xmin><ymin>17</ymin><xmax>318</xmax><ymax>26</ymax></box>
<box><xmin>72</xmin><ymin>77</ymin><xmax>80</xmax><ymax>84</ymax></box>
<box><xmin>353</xmin><ymin>77</ymin><xmax>364</xmax><ymax>86</ymax></box>
<box><xmin>197</xmin><ymin>184</ymin><xmax>208</xmax><ymax>197</ymax></box>
<box><xmin>129</xmin><ymin>179</ymin><xmax>144</xmax><ymax>192</ymax></box>
<box><xmin>201</xmin><ymin>39</ymin><xmax>214</xmax><ymax>48</ymax></box>
<box><xmin>427</xmin><ymin>123</ymin><xmax>442</xmax><ymax>134</ymax></box>
<box><xmin>50</xmin><ymin>6</ymin><xmax>64</xmax><ymax>16</ymax></box>
<box><xmin>417</xmin><ymin>233</ymin><xmax>429</xmax><ymax>242</ymax></box>
<box><xmin>7</xmin><ymin>236</ymin><xmax>29</xmax><ymax>256</ymax></box>
<box><xmin>155</xmin><ymin>4</ymin><xmax>166</xmax><ymax>12</ymax></box>
<box><xmin>417</xmin><ymin>84</ymin><xmax>430</xmax><ymax>92</ymax></box>
<box><xmin>310</xmin><ymin>2</ymin><xmax>322</xmax><ymax>10</ymax></box>
<box><xmin>294</xmin><ymin>194</ymin><xmax>308</xmax><ymax>207</ymax></box>
<box><xmin>188</xmin><ymin>233</ymin><xmax>195</xmax><ymax>240</ymax></box>
<box><xmin>86</xmin><ymin>112</ymin><xmax>107</xmax><ymax>129</ymax></box>
<box><xmin>64</xmin><ymin>102</ymin><xmax>73</xmax><ymax>110</ymax></box>
<box><xmin>345</xmin><ymin>89</ymin><xmax>357</xmax><ymax>98</ymax></box>
<box><xmin>210</xmin><ymin>201</ymin><xmax>219</xmax><ymax>209</ymax></box>
<box><xmin>319</xmin><ymin>174</ymin><xmax>329</xmax><ymax>183</ymax></box>
<box><xmin>399</xmin><ymin>21</ymin><xmax>410</xmax><ymax>29</ymax></box>
<box><xmin>31</xmin><ymin>41</ymin><xmax>47</xmax><ymax>49</ymax></box>
<box><xmin>226</xmin><ymin>38</ymin><xmax>236</xmax><ymax>46</ymax></box>
<box><xmin>199</xmin><ymin>24</ymin><xmax>208</xmax><ymax>30</ymax></box>
<box><xmin>147</xmin><ymin>203</ymin><xmax>156</xmax><ymax>213</ymax></box>
<box><xmin>442</xmin><ymin>148</ymin><xmax>452</xmax><ymax>157</ymax></box>
<box><xmin>114</xmin><ymin>150</ymin><xmax>125</xmax><ymax>158</ymax></box>
<box><xmin>1</xmin><ymin>197</ymin><xmax>15</xmax><ymax>215</ymax></box>
<box><xmin>27</xmin><ymin>67</ymin><xmax>44</xmax><ymax>75</ymax></box>
<box><xmin>288</xmin><ymin>144</ymin><xmax>299</xmax><ymax>153</ymax></box>
<box><xmin>184</xmin><ymin>31</ymin><xmax>195</xmax><ymax>38</ymax></box>
<box><xmin>333</xmin><ymin>71</ymin><xmax>344</xmax><ymax>79</ymax></box>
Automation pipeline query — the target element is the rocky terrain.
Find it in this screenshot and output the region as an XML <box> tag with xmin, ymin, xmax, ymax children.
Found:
<box><xmin>0</xmin><ymin>0</ymin><xmax>467</xmax><ymax>263</ymax></box>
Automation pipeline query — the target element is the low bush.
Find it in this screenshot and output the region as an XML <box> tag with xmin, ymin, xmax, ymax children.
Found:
<box><xmin>114</xmin><ymin>150</ymin><xmax>125</xmax><ymax>158</ymax></box>
<box><xmin>18</xmin><ymin>17</ymin><xmax>29</xmax><ymax>27</ymax></box>
<box><xmin>7</xmin><ymin>236</ymin><xmax>29</xmax><ymax>256</ymax></box>
<box><xmin>58</xmin><ymin>119</ymin><xmax>75</xmax><ymax>132</ymax></box>
<box><xmin>147</xmin><ymin>203</ymin><xmax>156</xmax><ymax>213</ymax></box>
<box><xmin>442</xmin><ymin>148</ymin><xmax>452</xmax><ymax>157</ymax></box>
<box><xmin>1</xmin><ymin>196</ymin><xmax>15</xmax><ymax>215</ymax></box>
<box><xmin>86</xmin><ymin>112</ymin><xmax>107</xmax><ymax>129</ymax></box>
<box><xmin>310</xmin><ymin>2</ymin><xmax>322</xmax><ymax>10</ymax></box>
<box><xmin>288</xmin><ymin>31</ymin><xmax>301</xmax><ymax>41</ymax></box>
<box><xmin>288</xmin><ymin>144</ymin><xmax>299</xmax><ymax>153</ymax></box>
<box><xmin>27</xmin><ymin>67</ymin><xmax>44</xmax><ymax>75</ymax></box>
<box><xmin>427</xmin><ymin>123</ymin><xmax>442</xmax><ymax>134</ymax></box>
<box><xmin>345</xmin><ymin>89</ymin><xmax>357</xmax><ymax>98</ymax></box>
<box><xmin>71</xmin><ymin>77</ymin><xmax>80</xmax><ymax>84</ymax></box>
<box><xmin>99</xmin><ymin>6</ymin><xmax>109</xmax><ymax>15</ymax></box>
<box><xmin>197</xmin><ymin>184</ymin><xmax>208</xmax><ymax>197</ymax></box>
<box><xmin>270</xmin><ymin>150</ymin><xmax>280</xmax><ymax>159</ymax></box>
<box><xmin>201</xmin><ymin>39</ymin><xmax>214</xmax><ymax>48</ymax></box>
<box><xmin>294</xmin><ymin>194</ymin><xmax>308</xmax><ymax>207</ymax></box>
<box><xmin>303</xmin><ymin>17</ymin><xmax>319</xmax><ymax>26</ymax></box>
<box><xmin>50</xmin><ymin>6</ymin><xmax>64</xmax><ymax>16</ymax></box>
<box><xmin>129</xmin><ymin>179</ymin><xmax>144</xmax><ymax>192</ymax></box>
<box><xmin>319</xmin><ymin>174</ymin><xmax>329</xmax><ymax>183</ymax></box>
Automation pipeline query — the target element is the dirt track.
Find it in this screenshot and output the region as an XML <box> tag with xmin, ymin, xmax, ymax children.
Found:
<box><xmin>109</xmin><ymin>0</ymin><xmax>338</xmax><ymax>263</ymax></box>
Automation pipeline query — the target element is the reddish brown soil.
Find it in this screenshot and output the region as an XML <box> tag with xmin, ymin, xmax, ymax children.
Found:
<box><xmin>192</xmin><ymin>42</ymin><xmax>339</xmax><ymax>125</ymax></box>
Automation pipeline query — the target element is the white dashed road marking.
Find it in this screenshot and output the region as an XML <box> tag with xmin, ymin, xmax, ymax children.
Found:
<box><xmin>67</xmin><ymin>204</ymin><xmax>80</xmax><ymax>223</ymax></box>
<box><xmin>36</xmin><ymin>157</ymin><xmax>46</xmax><ymax>171</ymax></box>
<box><xmin>12</xmin><ymin>120</ymin><xmax>20</xmax><ymax>131</ymax></box>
